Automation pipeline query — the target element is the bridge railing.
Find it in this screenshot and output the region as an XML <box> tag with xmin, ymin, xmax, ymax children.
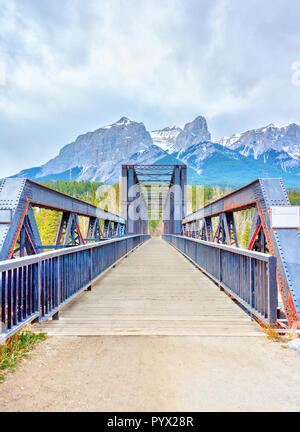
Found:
<box><xmin>163</xmin><ymin>235</ymin><xmax>277</xmax><ymax>325</ymax></box>
<box><xmin>0</xmin><ymin>234</ymin><xmax>150</xmax><ymax>342</ymax></box>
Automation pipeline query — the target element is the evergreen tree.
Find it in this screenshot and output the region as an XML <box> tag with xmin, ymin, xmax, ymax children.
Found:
<box><xmin>242</xmin><ymin>221</ymin><xmax>251</xmax><ymax>249</ymax></box>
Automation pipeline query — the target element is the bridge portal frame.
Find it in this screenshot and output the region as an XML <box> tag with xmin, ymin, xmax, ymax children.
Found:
<box><xmin>121</xmin><ymin>164</ymin><xmax>187</xmax><ymax>235</ymax></box>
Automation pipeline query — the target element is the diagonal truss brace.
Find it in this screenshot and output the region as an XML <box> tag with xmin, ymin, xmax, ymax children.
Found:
<box><xmin>55</xmin><ymin>212</ymin><xmax>84</xmax><ymax>247</ymax></box>
<box><xmin>200</xmin><ymin>217</ymin><xmax>213</xmax><ymax>242</ymax></box>
<box><xmin>247</xmin><ymin>208</ymin><xmax>267</xmax><ymax>253</ymax></box>
<box><xmin>103</xmin><ymin>220</ymin><xmax>114</xmax><ymax>239</ymax></box>
<box><xmin>86</xmin><ymin>217</ymin><xmax>103</xmax><ymax>242</ymax></box>
<box><xmin>213</xmin><ymin>212</ymin><xmax>239</xmax><ymax>247</ymax></box>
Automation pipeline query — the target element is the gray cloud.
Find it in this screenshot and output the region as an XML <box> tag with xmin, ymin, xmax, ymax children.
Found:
<box><xmin>0</xmin><ymin>0</ymin><xmax>299</xmax><ymax>176</ymax></box>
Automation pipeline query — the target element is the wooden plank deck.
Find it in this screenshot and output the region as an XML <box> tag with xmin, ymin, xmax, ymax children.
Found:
<box><xmin>36</xmin><ymin>237</ymin><xmax>263</xmax><ymax>336</ymax></box>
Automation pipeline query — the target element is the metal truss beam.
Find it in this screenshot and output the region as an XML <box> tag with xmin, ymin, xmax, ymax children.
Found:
<box><xmin>0</xmin><ymin>178</ymin><xmax>126</xmax><ymax>260</ymax></box>
<box><xmin>213</xmin><ymin>212</ymin><xmax>239</xmax><ymax>247</ymax></box>
<box><xmin>183</xmin><ymin>179</ymin><xmax>258</xmax><ymax>223</ymax></box>
<box><xmin>30</xmin><ymin>179</ymin><xmax>124</xmax><ymax>222</ymax></box>
<box><xmin>121</xmin><ymin>165</ymin><xmax>149</xmax><ymax>235</ymax></box>
<box><xmin>163</xmin><ymin>165</ymin><xmax>187</xmax><ymax>235</ymax></box>
<box><xmin>14</xmin><ymin>205</ymin><xmax>42</xmax><ymax>258</ymax></box>
<box><xmin>200</xmin><ymin>217</ymin><xmax>213</xmax><ymax>241</ymax></box>
<box><xmin>121</xmin><ymin>164</ymin><xmax>187</xmax><ymax>235</ymax></box>
<box><xmin>85</xmin><ymin>217</ymin><xmax>103</xmax><ymax>242</ymax></box>
<box><xmin>55</xmin><ymin>212</ymin><xmax>84</xmax><ymax>247</ymax></box>
<box><xmin>182</xmin><ymin>178</ymin><xmax>300</xmax><ymax>327</ymax></box>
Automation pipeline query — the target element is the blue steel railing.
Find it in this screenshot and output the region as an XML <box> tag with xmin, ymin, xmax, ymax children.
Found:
<box><xmin>163</xmin><ymin>235</ymin><xmax>277</xmax><ymax>325</ymax></box>
<box><xmin>0</xmin><ymin>235</ymin><xmax>150</xmax><ymax>342</ymax></box>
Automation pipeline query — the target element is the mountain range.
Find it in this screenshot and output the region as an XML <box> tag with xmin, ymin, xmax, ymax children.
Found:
<box><xmin>12</xmin><ymin>116</ymin><xmax>300</xmax><ymax>187</ymax></box>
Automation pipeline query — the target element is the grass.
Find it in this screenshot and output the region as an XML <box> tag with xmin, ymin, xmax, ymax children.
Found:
<box><xmin>263</xmin><ymin>325</ymin><xmax>284</xmax><ymax>342</ymax></box>
<box><xmin>0</xmin><ymin>328</ymin><xmax>46</xmax><ymax>383</ymax></box>
<box><xmin>263</xmin><ymin>324</ymin><xmax>299</xmax><ymax>346</ymax></box>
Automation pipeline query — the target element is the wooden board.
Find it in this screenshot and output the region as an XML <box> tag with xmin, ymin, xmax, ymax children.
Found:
<box><xmin>36</xmin><ymin>238</ymin><xmax>264</xmax><ymax>337</ymax></box>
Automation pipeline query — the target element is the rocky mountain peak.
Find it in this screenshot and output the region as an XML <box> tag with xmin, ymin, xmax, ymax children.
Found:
<box><xmin>31</xmin><ymin>116</ymin><xmax>163</xmax><ymax>183</ymax></box>
<box><xmin>150</xmin><ymin>126</ymin><xmax>182</xmax><ymax>153</ymax></box>
<box><xmin>214</xmin><ymin>121</ymin><xmax>300</xmax><ymax>177</ymax></box>
<box><xmin>115</xmin><ymin>116</ymin><xmax>133</xmax><ymax>126</ymax></box>
<box><xmin>184</xmin><ymin>116</ymin><xmax>210</xmax><ymax>134</ymax></box>
<box><xmin>11</xmin><ymin>116</ymin><xmax>300</xmax><ymax>186</ymax></box>
<box><xmin>173</xmin><ymin>116</ymin><xmax>211</xmax><ymax>153</ymax></box>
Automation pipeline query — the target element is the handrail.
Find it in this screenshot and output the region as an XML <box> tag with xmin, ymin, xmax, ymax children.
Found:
<box><xmin>0</xmin><ymin>235</ymin><xmax>142</xmax><ymax>271</ymax></box>
<box><xmin>163</xmin><ymin>235</ymin><xmax>277</xmax><ymax>325</ymax></box>
<box><xmin>0</xmin><ymin>234</ymin><xmax>150</xmax><ymax>342</ymax></box>
<box><xmin>169</xmin><ymin>235</ymin><xmax>272</xmax><ymax>261</ymax></box>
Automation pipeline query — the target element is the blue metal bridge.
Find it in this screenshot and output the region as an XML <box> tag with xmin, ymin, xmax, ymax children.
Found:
<box><xmin>0</xmin><ymin>165</ymin><xmax>299</xmax><ymax>341</ymax></box>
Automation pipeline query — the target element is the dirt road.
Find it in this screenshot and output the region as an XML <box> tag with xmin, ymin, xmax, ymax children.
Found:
<box><xmin>0</xmin><ymin>335</ymin><xmax>299</xmax><ymax>412</ymax></box>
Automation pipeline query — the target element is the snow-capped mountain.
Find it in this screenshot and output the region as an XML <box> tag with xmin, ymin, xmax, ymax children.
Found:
<box><xmin>15</xmin><ymin>117</ymin><xmax>166</xmax><ymax>183</ymax></box>
<box><xmin>11</xmin><ymin>115</ymin><xmax>300</xmax><ymax>187</ymax></box>
<box><xmin>173</xmin><ymin>116</ymin><xmax>211</xmax><ymax>153</ymax></box>
<box><xmin>215</xmin><ymin>123</ymin><xmax>300</xmax><ymax>157</ymax></box>
<box><xmin>173</xmin><ymin>141</ymin><xmax>297</xmax><ymax>186</ymax></box>
<box><xmin>150</xmin><ymin>116</ymin><xmax>211</xmax><ymax>154</ymax></box>
<box><xmin>214</xmin><ymin>123</ymin><xmax>300</xmax><ymax>173</ymax></box>
<box><xmin>150</xmin><ymin>127</ymin><xmax>182</xmax><ymax>153</ymax></box>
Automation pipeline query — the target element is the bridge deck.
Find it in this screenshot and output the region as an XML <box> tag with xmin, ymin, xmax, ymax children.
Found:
<box><xmin>38</xmin><ymin>237</ymin><xmax>263</xmax><ymax>336</ymax></box>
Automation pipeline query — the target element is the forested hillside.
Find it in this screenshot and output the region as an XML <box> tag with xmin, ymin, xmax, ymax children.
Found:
<box><xmin>41</xmin><ymin>180</ymin><xmax>104</xmax><ymax>205</ymax></box>
<box><xmin>288</xmin><ymin>190</ymin><xmax>300</xmax><ymax>205</ymax></box>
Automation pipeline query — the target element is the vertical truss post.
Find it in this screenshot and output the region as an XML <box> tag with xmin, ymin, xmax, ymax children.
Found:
<box><xmin>226</xmin><ymin>212</ymin><xmax>239</xmax><ymax>247</ymax></box>
<box><xmin>86</xmin><ymin>217</ymin><xmax>103</xmax><ymax>242</ymax></box>
<box><xmin>122</xmin><ymin>165</ymin><xmax>149</xmax><ymax>235</ymax></box>
<box><xmin>190</xmin><ymin>222</ymin><xmax>196</xmax><ymax>238</ymax></box>
<box><xmin>200</xmin><ymin>219</ymin><xmax>205</xmax><ymax>241</ymax></box>
<box><xmin>174</xmin><ymin>166</ymin><xmax>183</xmax><ymax>235</ymax></box>
<box><xmin>127</xmin><ymin>166</ymin><xmax>136</xmax><ymax>234</ymax></box>
<box><xmin>120</xmin><ymin>224</ymin><xmax>126</xmax><ymax>236</ymax></box>
<box><xmin>213</xmin><ymin>212</ymin><xmax>239</xmax><ymax>246</ymax></box>
<box><xmin>180</xmin><ymin>166</ymin><xmax>187</xmax><ymax>222</ymax></box>
<box><xmin>13</xmin><ymin>205</ymin><xmax>42</xmax><ymax>258</ymax></box>
<box><xmin>213</xmin><ymin>214</ymin><xmax>227</xmax><ymax>244</ymax></box>
<box><xmin>163</xmin><ymin>165</ymin><xmax>186</xmax><ymax>235</ymax></box>
<box><xmin>121</xmin><ymin>165</ymin><xmax>128</xmax><ymax>233</ymax></box>
<box><xmin>55</xmin><ymin>212</ymin><xmax>68</xmax><ymax>245</ymax></box>
<box><xmin>56</xmin><ymin>212</ymin><xmax>84</xmax><ymax>247</ymax></box>
<box><xmin>169</xmin><ymin>191</ymin><xmax>174</xmax><ymax>234</ymax></box>
<box><xmin>200</xmin><ymin>217</ymin><xmax>213</xmax><ymax>241</ymax></box>
<box><xmin>113</xmin><ymin>222</ymin><xmax>119</xmax><ymax>237</ymax></box>
<box><xmin>103</xmin><ymin>220</ymin><xmax>114</xmax><ymax>238</ymax></box>
<box><xmin>248</xmin><ymin>208</ymin><xmax>267</xmax><ymax>253</ymax></box>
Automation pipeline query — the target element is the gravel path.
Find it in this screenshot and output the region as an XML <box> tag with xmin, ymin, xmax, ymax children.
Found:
<box><xmin>0</xmin><ymin>335</ymin><xmax>299</xmax><ymax>412</ymax></box>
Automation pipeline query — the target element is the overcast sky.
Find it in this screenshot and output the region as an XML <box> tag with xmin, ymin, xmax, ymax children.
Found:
<box><xmin>0</xmin><ymin>0</ymin><xmax>300</xmax><ymax>177</ymax></box>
